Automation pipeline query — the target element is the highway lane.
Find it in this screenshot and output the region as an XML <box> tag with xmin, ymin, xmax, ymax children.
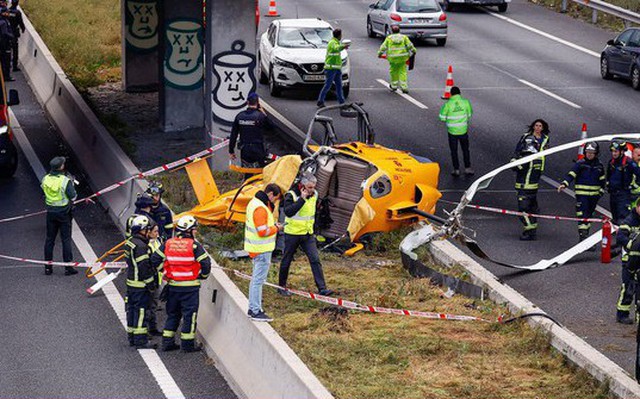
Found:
<box><xmin>258</xmin><ymin>0</ymin><xmax>640</xmax><ymax>373</ymax></box>
<box><xmin>0</xmin><ymin>72</ymin><xmax>235</xmax><ymax>397</ymax></box>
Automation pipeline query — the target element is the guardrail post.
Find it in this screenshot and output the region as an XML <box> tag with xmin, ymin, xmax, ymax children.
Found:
<box><xmin>592</xmin><ymin>8</ymin><xmax>598</xmax><ymax>23</ymax></box>
<box><xmin>561</xmin><ymin>0</ymin><xmax>567</xmax><ymax>13</ymax></box>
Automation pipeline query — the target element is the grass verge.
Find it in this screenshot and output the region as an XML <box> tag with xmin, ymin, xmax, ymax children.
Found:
<box><xmin>528</xmin><ymin>0</ymin><xmax>639</xmax><ymax>32</ymax></box>
<box><xmin>161</xmin><ymin>170</ymin><xmax>610</xmax><ymax>399</ymax></box>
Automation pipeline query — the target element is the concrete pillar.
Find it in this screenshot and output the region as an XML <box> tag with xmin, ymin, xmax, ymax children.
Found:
<box><xmin>159</xmin><ymin>0</ymin><xmax>205</xmax><ymax>132</ymax></box>
<box><xmin>206</xmin><ymin>0</ymin><xmax>258</xmax><ymax>169</ymax></box>
<box><xmin>122</xmin><ymin>0</ymin><xmax>160</xmax><ymax>92</ymax></box>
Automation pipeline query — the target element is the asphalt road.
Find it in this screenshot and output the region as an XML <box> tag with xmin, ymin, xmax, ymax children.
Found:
<box><xmin>0</xmin><ymin>71</ymin><xmax>235</xmax><ymax>397</ymax></box>
<box><xmin>258</xmin><ymin>0</ymin><xmax>640</xmax><ymax>374</ymax></box>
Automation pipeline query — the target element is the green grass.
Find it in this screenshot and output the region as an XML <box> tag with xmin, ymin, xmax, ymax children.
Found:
<box><xmin>22</xmin><ymin>0</ymin><xmax>121</xmax><ymax>90</ymax></box>
<box><xmin>528</xmin><ymin>0</ymin><xmax>640</xmax><ymax>31</ymax></box>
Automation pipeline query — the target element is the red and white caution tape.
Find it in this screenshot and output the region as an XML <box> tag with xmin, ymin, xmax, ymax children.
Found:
<box><xmin>439</xmin><ymin>199</ymin><xmax>604</xmax><ymax>223</ymax></box>
<box><xmin>0</xmin><ymin>139</ymin><xmax>229</xmax><ymax>224</ymax></box>
<box><xmin>0</xmin><ymin>253</ymin><xmax>126</xmax><ymax>269</ymax></box>
<box><xmin>231</xmin><ymin>269</ymin><xmax>492</xmax><ymax>323</ymax></box>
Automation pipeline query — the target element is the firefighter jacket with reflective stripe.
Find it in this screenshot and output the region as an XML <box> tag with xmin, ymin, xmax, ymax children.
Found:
<box><xmin>378</xmin><ymin>33</ymin><xmax>416</xmax><ymax>63</ymax></box>
<box><xmin>163</xmin><ymin>238</ymin><xmax>201</xmax><ymax>282</ymax></box>
<box><xmin>618</xmin><ymin>210</ymin><xmax>640</xmax><ymax>262</ymax></box>
<box><xmin>150</xmin><ymin>202</ymin><xmax>173</xmax><ymax>238</ymax></box>
<box><xmin>283</xmin><ymin>189</ymin><xmax>318</xmax><ymax>235</ymax></box>
<box><xmin>631</xmin><ymin>171</ymin><xmax>640</xmax><ymax>196</ymax></box>
<box><xmin>41</xmin><ymin>172</ymin><xmax>76</xmax><ymax>210</ymax></box>
<box><xmin>625</xmin><ymin>232</ymin><xmax>640</xmax><ymax>271</ymax></box>
<box><xmin>512</xmin><ymin>133</ymin><xmax>550</xmax><ymax>191</ymax></box>
<box><xmin>245</xmin><ymin>195</ymin><xmax>277</xmax><ymax>253</ymax></box>
<box><xmin>324</xmin><ymin>37</ymin><xmax>346</xmax><ymax>70</ymax></box>
<box><xmin>561</xmin><ymin>158</ymin><xmax>606</xmax><ymax>196</ymax></box>
<box><xmin>125</xmin><ymin>235</ymin><xmax>155</xmax><ymax>289</ymax></box>
<box><xmin>438</xmin><ymin>95</ymin><xmax>473</xmax><ymax>136</ymax></box>
<box><xmin>607</xmin><ymin>156</ymin><xmax>636</xmax><ymax>193</ymax></box>
<box><xmin>150</xmin><ymin>236</ymin><xmax>211</xmax><ymax>288</ymax></box>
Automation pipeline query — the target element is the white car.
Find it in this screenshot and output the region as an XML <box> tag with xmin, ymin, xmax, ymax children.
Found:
<box><xmin>258</xmin><ymin>18</ymin><xmax>350</xmax><ymax>98</ymax></box>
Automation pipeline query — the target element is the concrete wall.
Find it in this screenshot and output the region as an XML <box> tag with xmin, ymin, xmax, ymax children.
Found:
<box><xmin>18</xmin><ymin>9</ymin><xmax>333</xmax><ymax>399</ymax></box>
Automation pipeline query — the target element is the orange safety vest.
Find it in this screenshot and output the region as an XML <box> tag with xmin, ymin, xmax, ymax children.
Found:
<box><xmin>163</xmin><ymin>238</ymin><xmax>201</xmax><ymax>281</ymax></box>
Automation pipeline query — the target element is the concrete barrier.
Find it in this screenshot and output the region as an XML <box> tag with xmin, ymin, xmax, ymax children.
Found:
<box><xmin>429</xmin><ymin>239</ymin><xmax>640</xmax><ymax>399</ymax></box>
<box><xmin>18</xmin><ymin>11</ymin><xmax>333</xmax><ymax>399</ymax></box>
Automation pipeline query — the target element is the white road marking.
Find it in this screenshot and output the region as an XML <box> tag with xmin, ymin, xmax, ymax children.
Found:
<box><xmin>376</xmin><ymin>79</ymin><xmax>429</xmax><ymax>109</ymax></box>
<box><xmin>541</xmin><ymin>175</ymin><xmax>612</xmax><ymax>218</ymax></box>
<box><xmin>9</xmin><ymin>109</ymin><xmax>186</xmax><ymax>399</ymax></box>
<box><xmin>485</xmin><ymin>10</ymin><xmax>600</xmax><ymax>58</ymax></box>
<box><xmin>518</xmin><ymin>79</ymin><xmax>582</xmax><ymax>109</ymax></box>
<box><xmin>351</xmin><ymin>86</ymin><xmax>605</xmax><ymax>92</ymax></box>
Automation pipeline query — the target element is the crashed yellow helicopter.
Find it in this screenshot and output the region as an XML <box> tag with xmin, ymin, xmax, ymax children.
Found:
<box><xmin>182</xmin><ymin>103</ymin><xmax>442</xmax><ymax>254</ymax></box>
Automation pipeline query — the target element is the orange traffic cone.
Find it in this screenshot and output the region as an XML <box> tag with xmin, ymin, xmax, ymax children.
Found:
<box><xmin>441</xmin><ymin>65</ymin><xmax>454</xmax><ymax>100</ymax></box>
<box><xmin>577</xmin><ymin>123</ymin><xmax>587</xmax><ymax>160</ymax></box>
<box><xmin>265</xmin><ymin>0</ymin><xmax>280</xmax><ymax>17</ymax></box>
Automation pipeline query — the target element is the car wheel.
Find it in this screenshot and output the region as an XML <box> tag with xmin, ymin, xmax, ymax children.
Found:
<box><xmin>258</xmin><ymin>54</ymin><xmax>268</xmax><ymax>84</ymax></box>
<box><xmin>497</xmin><ymin>4</ymin><xmax>508</xmax><ymax>12</ymax></box>
<box><xmin>269</xmin><ymin>66</ymin><xmax>282</xmax><ymax>97</ymax></box>
<box><xmin>436</xmin><ymin>38</ymin><xmax>447</xmax><ymax>47</ymax></box>
<box><xmin>367</xmin><ymin>18</ymin><xmax>376</xmax><ymax>38</ymax></box>
<box><xmin>632</xmin><ymin>66</ymin><xmax>640</xmax><ymax>91</ymax></box>
<box><xmin>343</xmin><ymin>83</ymin><xmax>350</xmax><ymax>99</ymax></box>
<box><xmin>601</xmin><ymin>57</ymin><xmax>613</xmax><ymax>80</ymax></box>
<box><xmin>442</xmin><ymin>0</ymin><xmax>455</xmax><ymax>11</ymax></box>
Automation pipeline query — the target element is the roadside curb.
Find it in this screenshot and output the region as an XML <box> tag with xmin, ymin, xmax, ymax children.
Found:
<box><xmin>429</xmin><ymin>238</ymin><xmax>640</xmax><ymax>398</ymax></box>
<box><xmin>17</xmin><ymin>10</ymin><xmax>333</xmax><ymax>399</ymax></box>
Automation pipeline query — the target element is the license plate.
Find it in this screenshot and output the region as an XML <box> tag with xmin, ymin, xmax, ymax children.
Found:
<box><xmin>411</xmin><ymin>18</ymin><xmax>431</xmax><ymax>24</ymax></box>
<box><xmin>304</xmin><ymin>74</ymin><xmax>325</xmax><ymax>82</ymax></box>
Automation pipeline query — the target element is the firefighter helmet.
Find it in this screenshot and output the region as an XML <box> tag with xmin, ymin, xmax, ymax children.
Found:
<box><xmin>584</xmin><ymin>141</ymin><xmax>599</xmax><ymax>155</ymax></box>
<box><xmin>176</xmin><ymin>215</ymin><xmax>198</xmax><ymax>232</ymax></box>
<box><xmin>130</xmin><ymin>215</ymin><xmax>151</xmax><ymax>234</ymax></box>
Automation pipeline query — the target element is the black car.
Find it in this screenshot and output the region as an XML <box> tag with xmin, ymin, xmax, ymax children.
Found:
<box><xmin>0</xmin><ymin>81</ymin><xmax>20</xmax><ymax>178</ymax></box>
<box><xmin>601</xmin><ymin>27</ymin><xmax>640</xmax><ymax>90</ymax></box>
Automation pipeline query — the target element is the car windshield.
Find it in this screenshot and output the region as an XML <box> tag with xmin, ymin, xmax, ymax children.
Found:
<box><xmin>396</xmin><ymin>0</ymin><xmax>439</xmax><ymax>12</ymax></box>
<box><xmin>277</xmin><ymin>27</ymin><xmax>332</xmax><ymax>48</ymax></box>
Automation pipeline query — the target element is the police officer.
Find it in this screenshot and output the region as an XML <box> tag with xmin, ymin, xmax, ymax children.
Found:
<box><xmin>151</xmin><ymin>215</ymin><xmax>210</xmax><ymax>352</ymax></box>
<box><xmin>438</xmin><ymin>86</ymin><xmax>474</xmax><ymax>177</ymax></box>
<box><xmin>278</xmin><ymin>174</ymin><xmax>333</xmax><ymax>297</ymax></box>
<box><xmin>317</xmin><ymin>28</ymin><xmax>350</xmax><ymax>108</ymax></box>
<box><xmin>229</xmin><ymin>92</ymin><xmax>273</xmax><ymax>178</ymax></box>
<box><xmin>7</xmin><ymin>0</ymin><xmax>23</xmax><ymax>73</ymax></box>
<box><xmin>125</xmin><ymin>215</ymin><xmax>157</xmax><ymax>349</ymax></box>
<box><xmin>42</xmin><ymin>156</ymin><xmax>77</xmax><ymax>275</ymax></box>
<box><xmin>616</xmin><ymin>199</ymin><xmax>640</xmax><ymax>324</ymax></box>
<box><xmin>146</xmin><ymin>181</ymin><xmax>173</xmax><ymax>239</ymax></box>
<box><xmin>558</xmin><ymin>141</ymin><xmax>605</xmax><ymax>244</ymax></box>
<box><xmin>607</xmin><ymin>140</ymin><xmax>637</xmax><ymax>225</ymax></box>
<box><xmin>511</xmin><ymin>119</ymin><xmax>550</xmax><ymax>241</ymax></box>
<box><xmin>378</xmin><ymin>25</ymin><xmax>416</xmax><ymax>93</ymax></box>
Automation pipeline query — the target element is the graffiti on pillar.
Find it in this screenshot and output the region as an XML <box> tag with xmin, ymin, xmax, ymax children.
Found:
<box><xmin>211</xmin><ymin>40</ymin><xmax>257</xmax><ymax>125</ymax></box>
<box><xmin>125</xmin><ymin>0</ymin><xmax>158</xmax><ymax>52</ymax></box>
<box><xmin>164</xmin><ymin>19</ymin><xmax>204</xmax><ymax>90</ymax></box>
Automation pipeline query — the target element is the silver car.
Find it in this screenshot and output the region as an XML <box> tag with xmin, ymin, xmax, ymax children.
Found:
<box><xmin>367</xmin><ymin>0</ymin><xmax>448</xmax><ymax>46</ymax></box>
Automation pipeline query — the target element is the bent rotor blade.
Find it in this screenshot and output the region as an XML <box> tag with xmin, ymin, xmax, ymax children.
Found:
<box><xmin>461</xmin><ymin>229</ymin><xmax>602</xmax><ymax>271</ymax></box>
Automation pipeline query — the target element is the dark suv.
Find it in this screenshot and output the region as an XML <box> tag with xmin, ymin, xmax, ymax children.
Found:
<box><xmin>601</xmin><ymin>27</ymin><xmax>640</xmax><ymax>90</ymax></box>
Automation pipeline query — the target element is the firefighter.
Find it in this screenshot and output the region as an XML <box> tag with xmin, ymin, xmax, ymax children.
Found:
<box><xmin>245</xmin><ymin>183</ymin><xmax>283</xmax><ymax>322</ymax></box>
<box><xmin>607</xmin><ymin>140</ymin><xmax>636</xmax><ymax>225</ymax></box>
<box><xmin>558</xmin><ymin>141</ymin><xmax>605</xmax><ymax>244</ymax></box>
<box><xmin>377</xmin><ymin>24</ymin><xmax>416</xmax><ymax>94</ymax></box>
<box><xmin>146</xmin><ymin>181</ymin><xmax>173</xmax><ymax>239</ymax></box>
<box><xmin>125</xmin><ymin>193</ymin><xmax>155</xmax><ymax>238</ymax></box>
<box><xmin>616</xmin><ymin>199</ymin><xmax>640</xmax><ymax>324</ymax></box>
<box><xmin>151</xmin><ymin>215</ymin><xmax>211</xmax><ymax>352</ymax></box>
<box><xmin>125</xmin><ymin>215</ymin><xmax>157</xmax><ymax>349</ymax></box>
<box><xmin>42</xmin><ymin>156</ymin><xmax>78</xmax><ymax>275</ymax></box>
<box><xmin>511</xmin><ymin>119</ymin><xmax>550</xmax><ymax>241</ymax></box>
<box><xmin>278</xmin><ymin>174</ymin><xmax>333</xmax><ymax>297</ymax></box>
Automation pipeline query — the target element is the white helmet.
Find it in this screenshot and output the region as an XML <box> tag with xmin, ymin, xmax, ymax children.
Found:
<box><xmin>130</xmin><ymin>215</ymin><xmax>151</xmax><ymax>234</ymax></box>
<box><xmin>176</xmin><ymin>215</ymin><xmax>198</xmax><ymax>232</ymax></box>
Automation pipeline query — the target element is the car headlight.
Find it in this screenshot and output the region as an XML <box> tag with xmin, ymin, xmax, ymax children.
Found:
<box><xmin>369</xmin><ymin>175</ymin><xmax>392</xmax><ymax>199</ymax></box>
<box><xmin>274</xmin><ymin>57</ymin><xmax>297</xmax><ymax>69</ymax></box>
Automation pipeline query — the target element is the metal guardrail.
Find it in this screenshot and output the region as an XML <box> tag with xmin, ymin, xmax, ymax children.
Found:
<box><xmin>561</xmin><ymin>0</ymin><xmax>640</xmax><ymax>26</ymax></box>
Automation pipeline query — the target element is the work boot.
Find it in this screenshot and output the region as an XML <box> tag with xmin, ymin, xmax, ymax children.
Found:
<box><xmin>64</xmin><ymin>267</ymin><xmax>79</xmax><ymax>276</ymax></box>
<box><xmin>388</xmin><ymin>84</ymin><xmax>397</xmax><ymax>92</ymax></box>
<box><xmin>319</xmin><ymin>288</ymin><xmax>334</xmax><ymax>296</ymax></box>
<box><xmin>162</xmin><ymin>341</ymin><xmax>180</xmax><ymax>352</ymax></box>
<box><xmin>128</xmin><ymin>333</ymin><xmax>135</xmax><ymax>347</ymax></box>
<box><xmin>401</xmin><ymin>88</ymin><xmax>409</xmax><ymax>94</ymax></box>
<box><xmin>616</xmin><ymin>310</ymin><xmax>633</xmax><ymax>325</ymax></box>
<box><xmin>44</xmin><ymin>265</ymin><xmax>53</xmax><ymax>275</ymax></box>
<box><xmin>316</xmin><ymin>102</ymin><xmax>325</xmax><ymax>108</ymax></box>
<box><xmin>277</xmin><ymin>288</ymin><xmax>293</xmax><ymax>297</ymax></box>
<box><xmin>181</xmin><ymin>341</ymin><xmax>203</xmax><ymax>353</ymax></box>
<box><xmin>148</xmin><ymin>329</ymin><xmax>163</xmax><ymax>337</ymax></box>
<box><xmin>451</xmin><ymin>169</ymin><xmax>461</xmax><ymax>177</ymax></box>
<box><xmin>134</xmin><ymin>342</ymin><xmax>158</xmax><ymax>350</ymax></box>
<box><xmin>465</xmin><ymin>167</ymin><xmax>475</xmax><ymax>176</ymax></box>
